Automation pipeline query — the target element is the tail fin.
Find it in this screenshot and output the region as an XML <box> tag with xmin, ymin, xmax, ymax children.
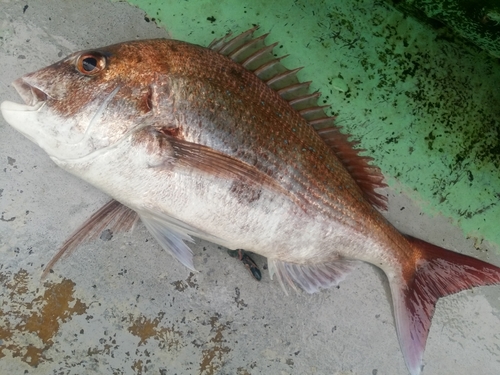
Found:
<box><xmin>391</xmin><ymin>236</ymin><xmax>500</xmax><ymax>375</ymax></box>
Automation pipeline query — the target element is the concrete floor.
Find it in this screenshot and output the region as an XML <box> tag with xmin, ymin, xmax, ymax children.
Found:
<box><xmin>0</xmin><ymin>1</ymin><xmax>499</xmax><ymax>375</ymax></box>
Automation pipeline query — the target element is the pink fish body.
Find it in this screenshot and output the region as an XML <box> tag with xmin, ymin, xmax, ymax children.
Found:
<box><xmin>1</xmin><ymin>28</ymin><xmax>500</xmax><ymax>375</ymax></box>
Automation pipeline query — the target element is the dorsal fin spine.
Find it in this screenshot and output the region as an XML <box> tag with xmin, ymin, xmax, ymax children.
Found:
<box><xmin>266</xmin><ymin>67</ymin><xmax>303</xmax><ymax>87</ymax></box>
<box><xmin>228</xmin><ymin>33</ymin><xmax>269</xmax><ymax>61</ymax></box>
<box><xmin>242</xmin><ymin>43</ymin><xmax>277</xmax><ymax>68</ymax></box>
<box><xmin>253</xmin><ymin>55</ymin><xmax>288</xmax><ymax>77</ymax></box>
<box><xmin>299</xmin><ymin>106</ymin><xmax>331</xmax><ymax>121</ymax></box>
<box><xmin>277</xmin><ymin>82</ymin><xmax>312</xmax><ymax>101</ymax></box>
<box><xmin>219</xmin><ymin>26</ymin><xmax>259</xmax><ymax>55</ymax></box>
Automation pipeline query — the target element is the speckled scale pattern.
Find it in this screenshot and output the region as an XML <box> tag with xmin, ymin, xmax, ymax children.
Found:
<box><xmin>152</xmin><ymin>40</ymin><xmax>381</xmax><ymax>227</ymax></box>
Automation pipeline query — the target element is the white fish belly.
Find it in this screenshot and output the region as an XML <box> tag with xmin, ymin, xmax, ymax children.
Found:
<box><xmin>55</xmin><ymin>134</ymin><xmax>387</xmax><ymax>266</ymax></box>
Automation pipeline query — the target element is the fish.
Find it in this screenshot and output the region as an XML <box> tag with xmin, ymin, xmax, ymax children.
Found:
<box><xmin>1</xmin><ymin>27</ymin><xmax>500</xmax><ymax>375</ymax></box>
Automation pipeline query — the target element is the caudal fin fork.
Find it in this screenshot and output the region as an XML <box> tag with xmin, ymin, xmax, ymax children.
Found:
<box><xmin>391</xmin><ymin>236</ymin><xmax>500</xmax><ymax>375</ymax></box>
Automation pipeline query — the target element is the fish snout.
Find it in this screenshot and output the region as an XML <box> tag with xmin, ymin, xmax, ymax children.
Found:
<box><xmin>12</xmin><ymin>77</ymin><xmax>48</xmax><ymax>107</ymax></box>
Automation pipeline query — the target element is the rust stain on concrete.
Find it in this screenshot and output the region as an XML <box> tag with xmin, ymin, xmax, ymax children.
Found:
<box><xmin>199</xmin><ymin>316</ymin><xmax>231</xmax><ymax>375</ymax></box>
<box><xmin>127</xmin><ymin>311</ymin><xmax>183</xmax><ymax>350</ymax></box>
<box><xmin>0</xmin><ymin>269</ymin><xmax>88</xmax><ymax>366</ymax></box>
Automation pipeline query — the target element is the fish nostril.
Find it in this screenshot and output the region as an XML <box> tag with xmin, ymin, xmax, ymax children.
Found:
<box><xmin>142</xmin><ymin>86</ymin><xmax>153</xmax><ymax>113</ymax></box>
<box><xmin>146</xmin><ymin>88</ymin><xmax>153</xmax><ymax>111</ymax></box>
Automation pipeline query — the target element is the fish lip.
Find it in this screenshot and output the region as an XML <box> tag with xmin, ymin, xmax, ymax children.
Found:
<box><xmin>11</xmin><ymin>78</ymin><xmax>48</xmax><ymax>107</ymax></box>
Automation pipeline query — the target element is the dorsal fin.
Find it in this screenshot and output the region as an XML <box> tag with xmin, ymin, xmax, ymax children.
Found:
<box><xmin>210</xmin><ymin>27</ymin><xmax>388</xmax><ymax>210</ymax></box>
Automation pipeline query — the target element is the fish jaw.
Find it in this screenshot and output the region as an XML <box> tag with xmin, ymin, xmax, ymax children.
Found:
<box><xmin>1</xmin><ymin>77</ymin><xmax>48</xmax><ymax>143</ymax></box>
<box><xmin>2</xmin><ymin>73</ymin><xmax>74</xmax><ymax>155</ymax></box>
<box><xmin>1</xmin><ymin>86</ymin><xmax>95</xmax><ymax>161</ymax></box>
<box><xmin>1</xmin><ymin>97</ymin><xmax>46</xmax><ymax>146</ymax></box>
<box><xmin>2</xmin><ymin>73</ymin><xmax>126</xmax><ymax>162</ymax></box>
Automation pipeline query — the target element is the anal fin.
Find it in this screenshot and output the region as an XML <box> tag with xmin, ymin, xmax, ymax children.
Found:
<box><xmin>268</xmin><ymin>258</ymin><xmax>358</xmax><ymax>294</ymax></box>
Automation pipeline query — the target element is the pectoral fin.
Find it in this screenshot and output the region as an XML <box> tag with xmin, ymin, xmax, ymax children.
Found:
<box><xmin>158</xmin><ymin>130</ymin><xmax>287</xmax><ymax>196</ymax></box>
<box><xmin>135</xmin><ymin>126</ymin><xmax>302</xmax><ymax>207</ymax></box>
<box><xmin>42</xmin><ymin>200</ymin><xmax>138</xmax><ymax>278</ymax></box>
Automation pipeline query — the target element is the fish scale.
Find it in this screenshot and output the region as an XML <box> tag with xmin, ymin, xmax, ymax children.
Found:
<box><xmin>166</xmin><ymin>49</ymin><xmax>369</xmax><ymax>223</ymax></box>
<box><xmin>2</xmin><ymin>28</ymin><xmax>500</xmax><ymax>375</ymax></box>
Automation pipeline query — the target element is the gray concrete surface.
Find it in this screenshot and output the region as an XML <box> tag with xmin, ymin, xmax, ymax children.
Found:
<box><xmin>1</xmin><ymin>1</ymin><xmax>500</xmax><ymax>374</ymax></box>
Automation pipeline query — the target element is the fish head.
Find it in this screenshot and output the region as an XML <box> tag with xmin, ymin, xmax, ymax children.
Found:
<box><xmin>1</xmin><ymin>41</ymin><xmax>165</xmax><ymax>162</ymax></box>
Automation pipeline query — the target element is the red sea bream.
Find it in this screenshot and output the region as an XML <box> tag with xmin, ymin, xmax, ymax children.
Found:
<box><xmin>1</xmin><ymin>28</ymin><xmax>500</xmax><ymax>375</ymax></box>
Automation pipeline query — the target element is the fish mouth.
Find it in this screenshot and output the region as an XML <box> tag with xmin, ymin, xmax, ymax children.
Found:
<box><xmin>1</xmin><ymin>78</ymin><xmax>49</xmax><ymax>145</ymax></box>
<box><xmin>11</xmin><ymin>78</ymin><xmax>48</xmax><ymax>107</ymax></box>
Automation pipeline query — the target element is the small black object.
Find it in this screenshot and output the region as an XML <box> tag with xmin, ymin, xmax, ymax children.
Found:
<box><xmin>227</xmin><ymin>249</ymin><xmax>262</xmax><ymax>281</ymax></box>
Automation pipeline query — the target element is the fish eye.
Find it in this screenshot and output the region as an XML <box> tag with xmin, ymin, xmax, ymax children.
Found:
<box><xmin>76</xmin><ymin>52</ymin><xmax>106</xmax><ymax>76</ymax></box>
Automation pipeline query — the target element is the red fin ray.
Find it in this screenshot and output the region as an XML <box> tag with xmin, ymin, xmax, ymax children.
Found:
<box><xmin>208</xmin><ymin>26</ymin><xmax>259</xmax><ymax>55</ymax></box>
<box><xmin>229</xmin><ymin>34</ymin><xmax>270</xmax><ymax>64</ymax></box>
<box><xmin>241</xmin><ymin>42</ymin><xmax>277</xmax><ymax>69</ymax></box>
<box><xmin>315</xmin><ymin>125</ymin><xmax>387</xmax><ymax>209</ymax></box>
<box><xmin>392</xmin><ymin>236</ymin><xmax>500</xmax><ymax>375</ymax></box>
<box><xmin>298</xmin><ymin>105</ymin><xmax>331</xmax><ymax>121</ymax></box>
<box><xmin>289</xmin><ymin>92</ymin><xmax>321</xmax><ymax>111</ymax></box>
<box><xmin>252</xmin><ymin>55</ymin><xmax>290</xmax><ymax>81</ymax></box>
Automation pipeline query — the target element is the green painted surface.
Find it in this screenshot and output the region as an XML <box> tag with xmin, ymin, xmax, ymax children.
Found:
<box><xmin>125</xmin><ymin>0</ymin><xmax>500</xmax><ymax>250</ymax></box>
